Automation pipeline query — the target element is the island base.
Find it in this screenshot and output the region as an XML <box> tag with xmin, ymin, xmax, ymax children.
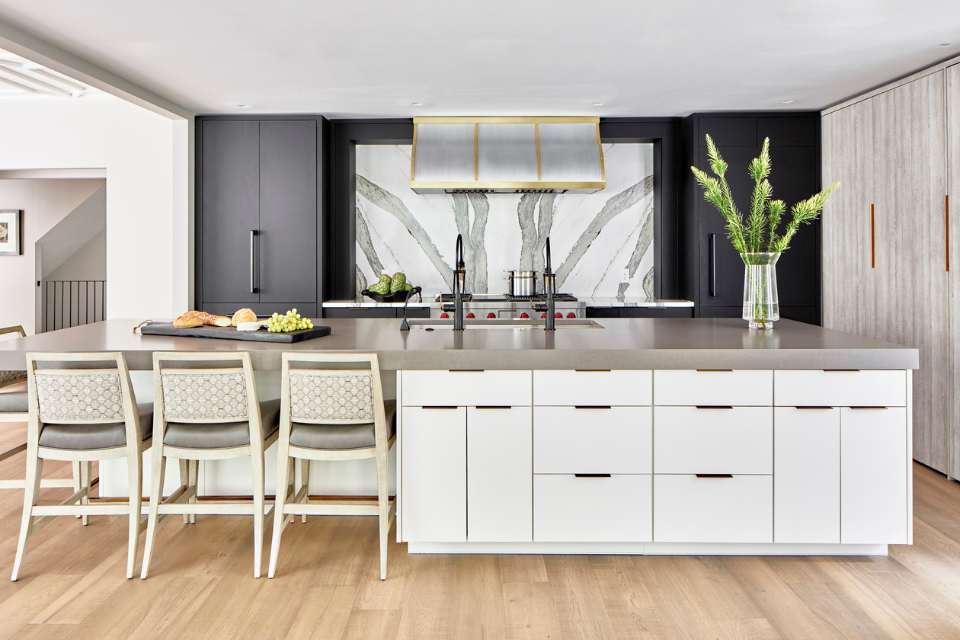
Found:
<box><xmin>406</xmin><ymin>542</ymin><xmax>889</xmax><ymax>556</ymax></box>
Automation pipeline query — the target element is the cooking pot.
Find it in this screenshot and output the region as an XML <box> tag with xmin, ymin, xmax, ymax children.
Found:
<box><xmin>506</xmin><ymin>270</ymin><xmax>538</xmax><ymax>297</ymax></box>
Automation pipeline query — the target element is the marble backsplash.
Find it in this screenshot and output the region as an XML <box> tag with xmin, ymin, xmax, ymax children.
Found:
<box><xmin>355</xmin><ymin>142</ymin><xmax>655</xmax><ymax>298</ymax></box>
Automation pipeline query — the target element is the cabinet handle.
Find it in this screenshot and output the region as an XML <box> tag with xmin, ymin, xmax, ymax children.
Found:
<box><xmin>946</xmin><ymin>194</ymin><xmax>951</xmax><ymax>272</ymax></box>
<box><xmin>574</xmin><ymin>473</ymin><xmax>612</xmax><ymax>478</ymax></box>
<box><xmin>823</xmin><ymin>369</ymin><xmax>860</xmax><ymax>372</ymax></box>
<box><xmin>795</xmin><ymin>406</ymin><xmax>834</xmax><ymax>410</ymax></box>
<box><xmin>475</xmin><ymin>405</ymin><xmax>511</xmax><ymax>410</ymax></box>
<box><xmin>422</xmin><ymin>405</ymin><xmax>458</xmax><ymax>410</ymax></box>
<box><xmin>870</xmin><ymin>204</ymin><xmax>876</xmax><ymax>269</ymax></box>
<box><xmin>708</xmin><ymin>233</ymin><xmax>717</xmax><ymax>296</ymax></box>
<box><xmin>850</xmin><ymin>406</ymin><xmax>888</xmax><ymax>410</ymax></box>
<box><xmin>575</xmin><ymin>369</ymin><xmax>611</xmax><ymax>372</ymax></box>
<box><xmin>448</xmin><ymin>369</ymin><xmax>484</xmax><ymax>373</ymax></box>
<box><xmin>695</xmin><ymin>474</ymin><xmax>733</xmax><ymax>479</ymax></box>
<box><xmin>696</xmin><ymin>368</ymin><xmax>733</xmax><ymax>373</ymax></box>
<box><xmin>695</xmin><ymin>405</ymin><xmax>733</xmax><ymax>410</ymax></box>
<box><xmin>574</xmin><ymin>405</ymin><xmax>612</xmax><ymax>409</ymax></box>
<box><xmin>249</xmin><ymin>229</ymin><xmax>259</xmax><ymax>293</ymax></box>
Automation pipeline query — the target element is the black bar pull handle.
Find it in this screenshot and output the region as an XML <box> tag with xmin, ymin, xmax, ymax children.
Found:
<box><xmin>695</xmin><ymin>405</ymin><xmax>734</xmax><ymax>410</ymax></box>
<box><xmin>695</xmin><ymin>473</ymin><xmax>733</xmax><ymax>479</ymax></box>
<box><xmin>709</xmin><ymin>232</ymin><xmax>717</xmax><ymax>297</ymax></box>
<box><xmin>574</xmin><ymin>405</ymin><xmax>612</xmax><ymax>410</ymax></box>
<box><xmin>249</xmin><ymin>229</ymin><xmax>259</xmax><ymax>294</ymax></box>
<box><xmin>574</xmin><ymin>473</ymin><xmax>612</xmax><ymax>478</ymax></box>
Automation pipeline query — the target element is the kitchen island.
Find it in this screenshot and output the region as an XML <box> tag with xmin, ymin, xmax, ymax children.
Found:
<box><xmin>0</xmin><ymin>318</ymin><xmax>918</xmax><ymax>556</ymax></box>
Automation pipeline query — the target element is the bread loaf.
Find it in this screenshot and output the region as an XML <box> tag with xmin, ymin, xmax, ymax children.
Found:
<box><xmin>208</xmin><ymin>315</ymin><xmax>231</xmax><ymax>327</ymax></box>
<box><xmin>173</xmin><ymin>311</ymin><xmax>205</xmax><ymax>329</ymax></box>
<box><xmin>231</xmin><ymin>308</ymin><xmax>257</xmax><ymax>326</ymax></box>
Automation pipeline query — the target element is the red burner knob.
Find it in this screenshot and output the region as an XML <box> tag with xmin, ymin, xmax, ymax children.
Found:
<box><xmin>466</xmin><ymin>312</ymin><xmax>476</xmax><ymax>319</ymax></box>
<box><xmin>439</xmin><ymin>312</ymin><xmax>449</xmax><ymax>319</ymax></box>
<box><xmin>519</xmin><ymin>312</ymin><xmax>530</xmax><ymax>319</ymax></box>
<box><xmin>566</xmin><ymin>312</ymin><xmax>576</xmax><ymax>318</ymax></box>
<box><xmin>540</xmin><ymin>313</ymin><xmax>547</xmax><ymax>319</ymax></box>
<box><xmin>486</xmin><ymin>312</ymin><xmax>496</xmax><ymax>319</ymax></box>
<box><xmin>554</xmin><ymin>312</ymin><xmax>563</xmax><ymax>319</ymax></box>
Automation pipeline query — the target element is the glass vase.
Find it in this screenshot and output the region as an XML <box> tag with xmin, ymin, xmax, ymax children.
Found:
<box><xmin>741</xmin><ymin>252</ymin><xmax>780</xmax><ymax>330</ymax></box>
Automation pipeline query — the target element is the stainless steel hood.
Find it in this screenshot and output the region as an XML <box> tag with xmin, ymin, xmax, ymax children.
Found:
<box><xmin>409</xmin><ymin>116</ymin><xmax>606</xmax><ymax>194</ymax></box>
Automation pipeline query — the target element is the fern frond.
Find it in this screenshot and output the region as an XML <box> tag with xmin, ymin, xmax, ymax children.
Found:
<box><xmin>691</xmin><ymin>165</ymin><xmax>746</xmax><ymax>253</ymax></box>
<box><xmin>766</xmin><ymin>199</ymin><xmax>786</xmax><ymax>252</ymax></box>
<box><xmin>770</xmin><ymin>182</ymin><xmax>839</xmax><ymax>253</ymax></box>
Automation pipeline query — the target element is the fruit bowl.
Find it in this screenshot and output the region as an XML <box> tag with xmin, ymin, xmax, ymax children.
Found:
<box><xmin>361</xmin><ymin>286</ymin><xmax>422</xmax><ymax>303</ymax></box>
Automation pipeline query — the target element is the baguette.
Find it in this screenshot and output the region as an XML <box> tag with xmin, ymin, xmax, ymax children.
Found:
<box><xmin>173</xmin><ymin>311</ymin><xmax>205</xmax><ymax>329</ymax></box>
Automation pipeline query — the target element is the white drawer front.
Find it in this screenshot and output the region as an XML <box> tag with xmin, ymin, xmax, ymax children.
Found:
<box><xmin>401</xmin><ymin>370</ymin><xmax>532</xmax><ymax>406</ymax></box>
<box><xmin>534</xmin><ymin>474</ymin><xmax>652</xmax><ymax>542</ymax></box>
<box><xmin>774</xmin><ymin>370</ymin><xmax>907</xmax><ymax>407</ymax></box>
<box><xmin>534</xmin><ymin>406</ymin><xmax>652</xmax><ymax>474</ymax></box>
<box><xmin>654</xmin><ymin>475</ymin><xmax>772</xmax><ymax>543</ymax></box>
<box><xmin>654</xmin><ymin>406</ymin><xmax>772</xmax><ymax>474</ymax></box>
<box><xmin>654</xmin><ymin>370</ymin><xmax>772</xmax><ymax>406</ymax></box>
<box><xmin>533</xmin><ymin>370</ymin><xmax>651</xmax><ymax>406</ymax></box>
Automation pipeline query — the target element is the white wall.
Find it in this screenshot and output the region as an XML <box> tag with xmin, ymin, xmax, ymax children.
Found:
<box><xmin>0</xmin><ymin>178</ymin><xmax>103</xmax><ymax>333</ymax></box>
<box><xmin>0</xmin><ymin>96</ymin><xmax>191</xmax><ymax>333</ymax></box>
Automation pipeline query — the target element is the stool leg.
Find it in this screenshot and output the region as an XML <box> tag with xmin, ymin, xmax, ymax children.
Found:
<box><xmin>377</xmin><ymin>451</ymin><xmax>389</xmax><ymax>581</ymax></box>
<box><xmin>178</xmin><ymin>459</ymin><xmax>189</xmax><ymax>524</ymax></box>
<box><xmin>140</xmin><ymin>442</ymin><xmax>166</xmax><ymax>579</ymax></box>
<box><xmin>252</xmin><ymin>450</ymin><xmax>265</xmax><ymax>578</ymax></box>
<box><xmin>299</xmin><ymin>459</ymin><xmax>309</xmax><ymax>523</ymax></box>
<box><xmin>268</xmin><ymin>441</ymin><xmax>291</xmax><ymax>578</ymax></box>
<box><xmin>188</xmin><ymin>460</ymin><xmax>198</xmax><ymax>525</ymax></box>
<box><xmin>125</xmin><ymin>449</ymin><xmax>142</xmax><ymax>579</ymax></box>
<box><xmin>71</xmin><ymin>461</ymin><xmax>82</xmax><ymax>521</ymax></box>
<box><xmin>11</xmin><ymin>451</ymin><xmax>42</xmax><ymax>581</ymax></box>
<box><xmin>80</xmin><ymin>462</ymin><xmax>91</xmax><ymax>526</ymax></box>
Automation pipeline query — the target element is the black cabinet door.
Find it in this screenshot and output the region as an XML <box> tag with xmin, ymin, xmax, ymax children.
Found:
<box><xmin>259</xmin><ymin>120</ymin><xmax>318</xmax><ymax>304</ymax></box>
<box><xmin>200</xmin><ymin>120</ymin><xmax>260</xmax><ymax>303</ymax></box>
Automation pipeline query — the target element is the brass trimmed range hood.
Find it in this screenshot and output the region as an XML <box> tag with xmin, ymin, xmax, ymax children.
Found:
<box><xmin>410</xmin><ymin>116</ymin><xmax>606</xmax><ymax>194</ymax></box>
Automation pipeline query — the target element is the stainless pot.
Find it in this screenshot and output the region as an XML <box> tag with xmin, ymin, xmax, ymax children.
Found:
<box><xmin>506</xmin><ymin>270</ymin><xmax>538</xmax><ymax>297</ymax></box>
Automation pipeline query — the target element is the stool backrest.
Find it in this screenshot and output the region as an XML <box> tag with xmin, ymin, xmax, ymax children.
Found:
<box><xmin>0</xmin><ymin>325</ymin><xmax>27</xmax><ymax>388</ymax></box>
<box><xmin>24</xmin><ymin>352</ymin><xmax>140</xmax><ymax>450</ymax></box>
<box><xmin>153</xmin><ymin>352</ymin><xmax>263</xmax><ymax>444</ymax></box>
<box><xmin>281</xmin><ymin>353</ymin><xmax>387</xmax><ymax>438</ymax></box>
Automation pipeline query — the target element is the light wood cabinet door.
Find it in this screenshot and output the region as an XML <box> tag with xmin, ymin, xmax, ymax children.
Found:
<box><xmin>401</xmin><ymin>406</ymin><xmax>466</xmax><ymax>542</ymax></box>
<box><xmin>872</xmin><ymin>72</ymin><xmax>949</xmax><ymax>472</ymax></box>
<box><xmin>841</xmin><ymin>407</ymin><xmax>909</xmax><ymax>544</ymax></box>
<box><xmin>774</xmin><ymin>407</ymin><xmax>840</xmax><ymax>543</ymax></box>
<box><xmin>947</xmin><ymin>63</ymin><xmax>960</xmax><ymax>479</ymax></box>
<box><xmin>467</xmin><ymin>406</ymin><xmax>532</xmax><ymax>542</ymax></box>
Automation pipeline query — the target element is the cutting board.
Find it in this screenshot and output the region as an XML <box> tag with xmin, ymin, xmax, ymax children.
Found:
<box><xmin>140</xmin><ymin>322</ymin><xmax>332</xmax><ymax>343</ymax></box>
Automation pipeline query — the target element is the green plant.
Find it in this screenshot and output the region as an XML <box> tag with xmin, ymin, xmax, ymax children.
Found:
<box><xmin>691</xmin><ymin>135</ymin><xmax>838</xmax><ymax>254</ymax></box>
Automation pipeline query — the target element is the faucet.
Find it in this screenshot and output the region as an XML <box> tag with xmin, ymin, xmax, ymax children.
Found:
<box><xmin>543</xmin><ymin>237</ymin><xmax>556</xmax><ymax>331</ymax></box>
<box><xmin>453</xmin><ymin>234</ymin><xmax>466</xmax><ymax>331</ymax></box>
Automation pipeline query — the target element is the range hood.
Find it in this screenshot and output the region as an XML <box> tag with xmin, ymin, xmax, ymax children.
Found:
<box><xmin>410</xmin><ymin>116</ymin><xmax>605</xmax><ymax>194</ymax></box>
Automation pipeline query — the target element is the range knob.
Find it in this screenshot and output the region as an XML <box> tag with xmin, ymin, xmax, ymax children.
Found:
<box><xmin>566</xmin><ymin>312</ymin><xmax>576</xmax><ymax>318</ymax></box>
<box><xmin>440</xmin><ymin>312</ymin><xmax>449</xmax><ymax>319</ymax></box>
<box><xmin>554</xmin><ymin>312</ymin><xmax>563</xmax><ymax>319</ymax></box>
<box><xmin>486</xmin><ymin>312</ymin><xmax>496</xmax><ymax>319</ymax></box>
<box><xmin>466</xmin><ymin>312</ymin><xmax>476</xmax><ymax>319</ymax></box>
<box><xmin>540</xmin><ymin>313</ymin><xmax>547</xmax><ymax>319</ymax></box>
<box><xmin>519</xmin><ymin>312</ymin><xmax>530</xmax><ymax>319</ymax></box>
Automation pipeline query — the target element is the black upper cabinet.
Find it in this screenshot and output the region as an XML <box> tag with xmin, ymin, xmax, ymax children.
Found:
<box><xmin>197</xmin><ymin>117</ymin><xmax>322</xmax><ymax>313</ymax></box>
<box><xmin>682</xmin><ymin>112</ymin><xmax>822</xmax><ymax>323</ymax></box>
<box><xmin>200</xmin><ymin>120</ymin><xmax>260</xmax><ymax>304</ymax></box>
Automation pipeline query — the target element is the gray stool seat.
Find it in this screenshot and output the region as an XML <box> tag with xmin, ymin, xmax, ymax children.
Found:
<box><xmin>39</xmin><ymin>403</ymin><xmax>153</xmax><ymax>450</ymax></box>
<box><xmin>0</xmin><ymin>390</ymin><xmax>27</xmax><ymax>414</ymax></box>
<box><xmin>289</xmin><ymin>400</ymin><xmax>396</xmax><ymax>450</ymax></box>
<box><xmin>163</xmin><ymin>398</ymin><xmax>281</xmax><ymax>449</ymax></box>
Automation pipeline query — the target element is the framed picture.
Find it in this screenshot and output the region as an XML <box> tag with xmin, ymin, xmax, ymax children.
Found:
<box><xmin>0</xmin><ymin>210</ymin><xmax>22</xmax><ymax>256</ymax></box>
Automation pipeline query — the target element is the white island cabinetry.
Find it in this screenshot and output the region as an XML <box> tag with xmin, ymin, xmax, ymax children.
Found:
<box><xmin>398</xmin><ymin>368</ymin><xmax>913</xmax><ymax>555</ymax></box>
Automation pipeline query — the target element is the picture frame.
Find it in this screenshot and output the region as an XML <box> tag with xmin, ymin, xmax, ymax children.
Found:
<box><xmin>0</xmin><ymin>209</ymin><xmax>22</xmax><ymax>256</ymax></box>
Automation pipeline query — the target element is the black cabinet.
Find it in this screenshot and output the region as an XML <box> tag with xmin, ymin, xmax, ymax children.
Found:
<box><xmin>681</xmin><ymin>113</ymin><xmax>821</xmax><ymax>323</ymax></box>
<box><xmin>197</xmin><ymin>117</ymin><xmax>324</xmax><ymax>316</ymax></box>
<box><xmin>586</xmin><ymin>306</ymin><xmax>694</xmax><ymax>319</ymax></box>
<box><xmin>323</xmin><ymin>307</ymin><xmax>430</xmax><ymax>319</ymax></box>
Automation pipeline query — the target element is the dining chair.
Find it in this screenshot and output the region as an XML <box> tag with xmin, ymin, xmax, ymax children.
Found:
<box><xmin>140</xmin><ymin>352</ymin><xmax>280</xmax><ymax>579</ymax></box>
<box><xmin>268</xmin><ymin>352</ymin><xmax>395</xmax><ymax>580</ymax></box>
<box><xmin>11</xmin><ymin>352</ymin><xmax>152</xmax><ymax>580</ymax></box>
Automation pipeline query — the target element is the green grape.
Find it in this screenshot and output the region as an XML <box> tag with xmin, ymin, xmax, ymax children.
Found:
<box><xmin>266</xmin><ymin>308</ymin><xmax>313</xmax><ymax>332</ymax></box>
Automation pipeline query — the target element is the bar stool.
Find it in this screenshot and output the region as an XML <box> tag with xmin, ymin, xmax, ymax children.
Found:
<box><xmin>0</xmin><ymin>326</ymin><xmax>84</xmax><ymax>496</ymax></box>
<box><xmin>268</xmin><ymin>353</ymin><xmax>395</xmax><ymax>580</ymax></box>
<box><xmin>11</xmin><ymin>352</ymin><xmax>152</xmax><ymax>580</ymax></box>
<box><xmin>140</xmin><ymin>352</ymin><xmax>280</xmax><ymax>579</ymax></box>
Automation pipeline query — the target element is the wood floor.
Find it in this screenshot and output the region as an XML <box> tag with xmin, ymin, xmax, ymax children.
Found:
<box><xmin>0</xmin><ymin>424</ymin><xmax>959</xmax><ymax>640</ymax></box>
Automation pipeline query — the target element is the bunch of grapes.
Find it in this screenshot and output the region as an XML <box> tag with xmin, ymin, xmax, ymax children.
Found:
<box><xmin>267</xmin><ymin>308</ymin><xmax>314</xmax><ymax>333</ymax></box>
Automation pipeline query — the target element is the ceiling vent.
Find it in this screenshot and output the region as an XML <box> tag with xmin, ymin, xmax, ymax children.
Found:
<box><xmin>409</xmin><ymin>116</ymin><xmax>605</xmax><ymax>194</ymax></box>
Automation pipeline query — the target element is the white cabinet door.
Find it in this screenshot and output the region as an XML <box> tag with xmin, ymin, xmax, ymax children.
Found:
<box><xmin>401</xmin><ymin>370</ymin><xmax>532</xmax><ymax>406</ymax></box>
<box><xmin>654</xmin><ymin>370</ymin><xmax>773</xmax><ymax>406</ymax></box>
<box><xmin>774</xmin><ymin>407</ymin><xmax>840</xmax><ymax>543</ymax></box>
<box><xmin>534</xmin><ymin>474</ymin><xmax>652</xmax><ymax>542</ymax></box>
<box><xmin>654</xmin><ymin>406</ymin><xmax>772</xmax><ymax>475</ymax></box>
<box><xmin>841</xmin><ymin>407</ymin><xmax>909</xmax><ymax>544</ymax></box>
<box><xmin>401</xmin><ymin>406</ymin><xmax>466</xmax><ymax>542</ymax></box>
<box><xmin>533</xmin><ymin>370</ymin><xmax>652</xmax><ymax>406</ymax></box>
<box><xmin>534</xmin><ymin>406</ymin><xmax>652</xmax><ymax>474</ymax></box>
<box><xmin>467</xmin><ymin>406</ymin><xmax>532</xmax><ymax>542</ymax></box>
<box><xmin>653</xmin><ymin>475</ymin><xmax>772</xmax><ymax>543</ymax></box>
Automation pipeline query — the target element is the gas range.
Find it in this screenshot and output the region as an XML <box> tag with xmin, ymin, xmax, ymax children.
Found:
<box><xmin>432</xmin><ymin>293</ymin><xmax>584</xmax><ymax>321</ymax></box>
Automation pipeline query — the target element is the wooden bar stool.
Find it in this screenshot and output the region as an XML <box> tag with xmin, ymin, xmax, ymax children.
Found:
<box><xmin>140</xmin><ymin>352</ymin><xmax>280</xmax><ymax>579</ymax></box>
<box><xmin>0</xmin><ymin>325</ymin><xmax>79</xmax><ymax>493</ymax></box>
<box><xmin>268</xmin><ymin>352</ymin><xmax>396</xmax><ymax>580</ymax></box>
<box><xmin>11</xmin><ymin>352</ymin><xmax>152</xmax><ymax>580</ymax></box>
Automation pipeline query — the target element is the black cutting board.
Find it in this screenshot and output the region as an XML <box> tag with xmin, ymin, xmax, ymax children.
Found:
<box><xmin>140</xmin><ymin>322</ymin><xmax>332</xmax><ymax>343</ymax></box>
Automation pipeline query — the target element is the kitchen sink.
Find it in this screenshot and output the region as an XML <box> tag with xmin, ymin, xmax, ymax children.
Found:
<box><xmin>406</xmin><ymin>319</ymin><xmax>605</xmax><ymax>330</ymax></box>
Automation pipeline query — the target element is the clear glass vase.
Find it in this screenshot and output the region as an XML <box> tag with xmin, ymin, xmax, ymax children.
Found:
<box><xmin>741</xmin><ymin>252</ymin><xmax>780</xmax><ymax>330</ymax></box>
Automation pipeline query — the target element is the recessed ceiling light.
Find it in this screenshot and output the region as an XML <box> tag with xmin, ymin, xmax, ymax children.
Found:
<box><xmin>410</xmin><ymin>101</ymin><xmax>424</xmax><ymax>107</ymax></box>
<box><xmin>938</xmin><ymin>42</ymin><xmax>952</xmax><ymax>47</ymax></box>
<box><xmin>781</xmin><ymin>98</ymin><xmax>796</xmax><ymax>105</ymax></box>
<box><xmin>234</xmin><ymin>103</ymin><xmax>252</xmax><ymax>109</ymax></box>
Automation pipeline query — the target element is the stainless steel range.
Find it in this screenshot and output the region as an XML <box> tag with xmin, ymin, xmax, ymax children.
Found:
<box><xmin>432</xmin><ymin>293</ymin><xmax>584</xmax><ymax>320</ymax></box>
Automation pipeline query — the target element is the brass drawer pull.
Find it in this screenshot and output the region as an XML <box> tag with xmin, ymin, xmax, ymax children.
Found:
<box><xmin>574</xmin><ymin>473</ymin><xmax>612</xmax><ymax>478</ymax></box>
<box><xmin>422</xmin><ymin>405</ymin><xmax>458</xmax><ymax>410</ymax></box>
<box><xmin>870</xmin><ymin>203</ymin><xmax>876</xmax><ymax>269</ymax></box>
<box><xmin>475</xmin><ymin>405</ymin><xmax>512</xmax><ymax>410</ymax></box>
<box><xmin>850</xmin><ymin>406</ymin><xmax>888</xmax><ymax>410</ymax></box>
<box><xmin>448</xmin><ymin>369</ymin><xmax>484</xmax><ymax>373</ymax></box>
<box><xmin>695</xmin><ymin>474</ymin><xmax>733</xmax><ymax>479</ymax></box>
<box><xmin>696</xmin><ymin>369</ymin><xmax>733</xmax><ymax>372</ymax></box>
<box><xmin>574</xmin><ymin>369</ymin><xmax>611</xmax><ymax>372</ymax></box>
<box><xmin>945</xmin><ymin>195</ymin><xmax>951</xmax><ymax>272</ymax></box>
<box><xmin>795</xmin><ymin>406</ymin><xmax>834</xmax><ymax>410</ymax></box>
<box><xmin>823</xmin><ymin>369</ymin><xmax>860</xmax><ymax>372</ymax></box>
<box><xmin>695</xmin><ymin>405</ymin><xmax>733</xmax><ymax>410</ymax></box>
<box><xmin>574</xmin><ymin>405</ymin><xmax>612</xmax><ymax>409</ymax></box>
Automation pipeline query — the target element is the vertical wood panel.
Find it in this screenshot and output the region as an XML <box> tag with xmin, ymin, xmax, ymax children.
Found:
<box><xmin>947</xmin><ymin>64</ymin><xmax>960</xmax><ymax>478</ymax></box>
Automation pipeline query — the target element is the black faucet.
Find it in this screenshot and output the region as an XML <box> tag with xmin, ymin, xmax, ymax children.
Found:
<box><xmin>453</xmin><ymin>234</ymin><xmax>466</xmax><ymax>331</ymax></box>
<box><xmin>543</xmin><ymin>237</ymin><xmax>556</xmax><ymax>331</ymax></box>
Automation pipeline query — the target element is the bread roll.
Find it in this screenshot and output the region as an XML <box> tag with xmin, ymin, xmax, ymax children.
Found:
<box><xmin>231</xmin><ymin>308</ymin><xmax>257</xmax><ymax>326</ymax></box>
<box><xmin>209</xmin><ymin>315</ymin><xmax>231</xmax><ymax>327</ymax></box>
<box><xmin>173</xmin><ymin>311</ymin><xmax>205</xmax><ymax>329</ymax></box>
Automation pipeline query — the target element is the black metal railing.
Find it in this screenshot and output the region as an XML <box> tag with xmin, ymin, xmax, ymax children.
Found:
<box><xmin>40</xmin><ymin>280</ymin><xmax>105</xmax><ymax>332</ymax></box>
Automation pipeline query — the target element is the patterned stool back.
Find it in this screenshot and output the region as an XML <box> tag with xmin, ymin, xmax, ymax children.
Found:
<box><xmin>160</xmin><ymin>368</ymin><xmax>249</xmax><ymax>423</ymax></box>
<box><xmin>34</xmin><ymin>369</ymin><xmax>125</xmax><ymax>424</ymax></box>
<box><xmin>289</xmin><ymin>370</ymin><xmax>375</xmax><ymax>424</ymax></box>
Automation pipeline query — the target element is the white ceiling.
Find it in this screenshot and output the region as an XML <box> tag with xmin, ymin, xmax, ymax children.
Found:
<box><xmin>0</xmin><ymin>1</ymin><xmax>957</xmax><ymax>116</ymax></box>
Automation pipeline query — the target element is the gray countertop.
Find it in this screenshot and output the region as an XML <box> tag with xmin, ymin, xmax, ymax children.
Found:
<box><xmin>0</xmin><ymin>318</ymin><xmax>918</xmax><ymax>371</ymax></box>
<box><xmin>580</xmin><ymin>298</ymin><xmax>695</xmax><ymax>308</ymax></box>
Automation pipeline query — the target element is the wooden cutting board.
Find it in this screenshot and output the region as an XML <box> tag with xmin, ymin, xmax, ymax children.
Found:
<box><xmin>139</xmin><ymin>322</ymin><xmax>332</xmax><ymax>343</ymax></box>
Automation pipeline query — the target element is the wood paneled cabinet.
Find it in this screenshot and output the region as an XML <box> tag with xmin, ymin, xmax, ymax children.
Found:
<box><xmin>197</xmin><ymin>118</ymin><xmax>322</xmax><ymax>316</ymax></box>
<box><xmin>822</xmin><ymin>62</ymin><xmax>957</xmax><ymax>476</ymax></box>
